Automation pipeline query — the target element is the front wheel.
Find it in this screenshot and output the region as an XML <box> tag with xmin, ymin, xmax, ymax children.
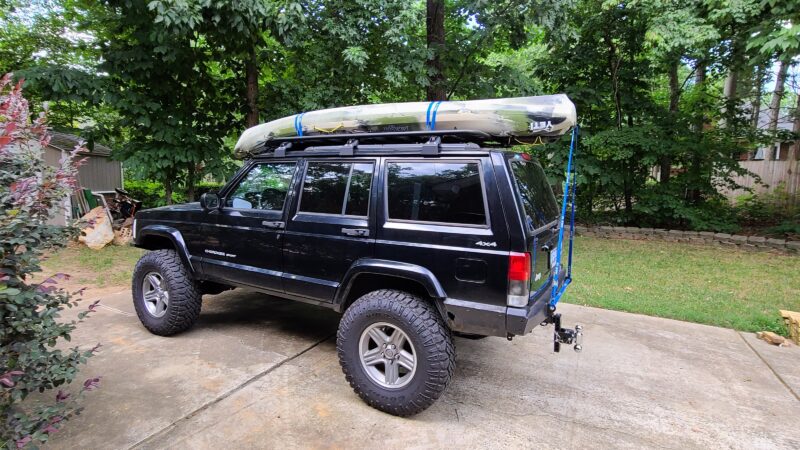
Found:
<box><xmin>337</xmin><ymin>289</ymin><xmax>455</xmax><ymax>416</ymax></box>
<box><xmin>131</xmin><ymin>249</ymin><xmax>201</xmax><ymax>336</ymax></box>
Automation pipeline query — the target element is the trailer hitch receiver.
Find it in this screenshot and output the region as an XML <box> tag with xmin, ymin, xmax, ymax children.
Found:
<box><xmin>547</xmin><ymin>312</ymin><xmax>582</xmax><ymax>353</ymax></box>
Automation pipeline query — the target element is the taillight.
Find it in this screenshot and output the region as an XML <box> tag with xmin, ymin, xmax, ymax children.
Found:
<box><xmin>507</xmin><ymin>252</ymin><xmax>531</xmax><ymax>307</ymax></box>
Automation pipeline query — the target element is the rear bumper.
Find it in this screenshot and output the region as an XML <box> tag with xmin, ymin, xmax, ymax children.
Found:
<box><xmin>442</xmin><ymin>294</ymin><xmax>550</xmax><ymax>338</ymax></box>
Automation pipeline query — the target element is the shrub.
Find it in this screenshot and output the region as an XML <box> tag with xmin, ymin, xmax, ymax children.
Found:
<box><xmin>123</xmin><ymin>179</ymin><xmax>224</xmax><ymax>209</ymax></box>
<box><xmin>122</xmin><ymin>179</ymin><xmax>184</xmax><ymax>208</ymax></box>
<box><xmin>1</xmin><ymin>75</ymin><xmax>99</xmax><ymax>448</ymax></box>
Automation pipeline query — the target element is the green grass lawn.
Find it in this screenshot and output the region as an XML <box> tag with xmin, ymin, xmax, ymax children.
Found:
<box><xmin>42</xmin><ymin>244</ymin><xmax>144</xmax><ymax>289</ymax></box>
<box><xmin>41</xmin><ymin>237</ymin><xmax>799</xmax><ymax>335</ymax></box>
<box><xmin>562</xmin><ymin>237</ymin><xmax>800</xmax><ymax>335</ymax></box>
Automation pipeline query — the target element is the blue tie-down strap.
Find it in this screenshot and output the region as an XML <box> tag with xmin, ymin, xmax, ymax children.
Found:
<box><xmin>425</xmin><ymin>101</ymin><xmax>444</xmax><ymax>130</ymax></box>
<box><xmin>294</xmin><ymin>112</ymin><xmax>307</xmax><ymax>136</ymax></box>
<box><xmin>550</xmin><ymin>126</ymin><xmax>579</xmax><ymax>307</ymax></box>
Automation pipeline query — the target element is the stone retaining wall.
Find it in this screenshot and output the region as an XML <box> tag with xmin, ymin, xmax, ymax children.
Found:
<box><xmin>574</xmin><ymin>225</ymin><xmax>799</xmax><ymax>254</ymax></box>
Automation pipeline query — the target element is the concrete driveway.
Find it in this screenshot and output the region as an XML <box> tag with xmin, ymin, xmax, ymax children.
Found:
<box><xmin>48</xmin><ymin>289</ymin><xmax>800</xmax><ymax>449</ymax></box>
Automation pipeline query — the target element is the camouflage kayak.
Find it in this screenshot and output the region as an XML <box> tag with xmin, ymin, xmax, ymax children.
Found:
<box><xmin>234</xmin><ymin>94</ymin><xmax>576</xmax><ymax>158</ymax></box>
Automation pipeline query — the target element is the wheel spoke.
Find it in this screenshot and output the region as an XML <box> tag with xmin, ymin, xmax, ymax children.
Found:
<box><xmin>362</xmin><ymin>348</ymin><xmax>383</xmax><ymax>366</ymax></box>
<box><xmin>156</xmin><ymin>297</ymin><xmax>168</xmax><ymax>314</ymax></box>
<box><xmin>147</xmin><ymin>273</ymin><xmax>161</xmax><ymax>289</ymax></box>
<box><xmin>143</xmin><ymin>290</ymin><xmax>159</xmax><ymax>303</ymax></box>
<box><xmin>367</xmin><ymin>327</ymin><xmax>390</xmax><ymax>345</ymax></box>
<box><xmin>390</xmin><ymin>329</ymin><xmax>406</xmax><ymax>348</ymax></box>
<box><xmin>384</xmin><ymin>359</ymin><xmax>399</xmax><ymax>385</ymax></box>
<box><xmin>397</xmin><ymin>350</ymin><xmax>415</xmax><ymax>371</ymax></box>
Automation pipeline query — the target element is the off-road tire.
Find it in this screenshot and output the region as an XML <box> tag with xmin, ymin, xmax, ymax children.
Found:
<box><xmin>132</xmin><ymin>249</ymin><xmax>201</xmax><ymax>336</ymax></box>
<box><xmin>337</xmin><ymin>289</ymin><xmax>456</xmax><ymax>416</ymax></box>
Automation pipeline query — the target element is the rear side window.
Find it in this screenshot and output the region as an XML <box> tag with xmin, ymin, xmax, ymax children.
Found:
<box><xmin>508</xmin><ymin>158</ymin><xmax>559</xmax><ymax>231</ymax></box>
<box><xmin>299</xmin><ymin>161</ymin><xmax>374</xmax><ymax>216</ymax></box>
<box><xmin>386</xmin><ymin>161</ymin><xmax>486</xmax><ymax>226</ymax></box>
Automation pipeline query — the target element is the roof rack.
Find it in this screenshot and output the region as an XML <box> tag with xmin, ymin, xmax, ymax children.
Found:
<box><xmin>255</xmin><ymin>129</ymin><xmax>500</xmax><ymax>156</ymax></box>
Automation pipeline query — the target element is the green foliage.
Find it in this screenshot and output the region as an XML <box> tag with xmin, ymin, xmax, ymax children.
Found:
<box><xmin>0</xmin><ymin>76</ymin><xmax>98</xmax><ymax>449</ymax></box>
<box><xmin>735</xmin><ymin>183</ymin><xmax>799</xmax><ymax>238</ymax></box>
<box><xmin>123</xmin><ymin>179</ymin><xmax>223</xmax><ymax>208</ymax></box>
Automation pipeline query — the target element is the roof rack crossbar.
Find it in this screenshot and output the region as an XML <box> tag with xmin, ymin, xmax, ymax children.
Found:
<box><xmin>255</xmin><ymin>129</ymin><xmax>493</xmax><ymax>155</ymax></box>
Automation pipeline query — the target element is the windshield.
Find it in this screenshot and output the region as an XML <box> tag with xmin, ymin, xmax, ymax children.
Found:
<box><xmin>508</xmin><ymin>157</ymin><xmax>560</xmax><ymax>232</ymax></box>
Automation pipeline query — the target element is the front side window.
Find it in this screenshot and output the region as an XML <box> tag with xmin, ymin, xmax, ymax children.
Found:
<box><xmin>299</xmin><ymin>161</ymin><xmax>374</xmax><ymax>216</ymax></box>
<box><xmin>386</xmin><ymin>161</ymin><xmax>486</xmax><ymax>226</ymax></box>
<box><xmin>226</xmin><ymin>162</ymin><xmax>296</xmax><ymax>210</ymax></box>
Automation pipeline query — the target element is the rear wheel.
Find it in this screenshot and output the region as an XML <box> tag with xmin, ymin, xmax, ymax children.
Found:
<box><xmin>132</xmin><ymin>249</ymin><xmax>201</xmax><ymax>336</ymax></box>
<box><xmin>337</xmin><ymin>289</ymin><xmax>455</xmax><ymax>416</ymax></box>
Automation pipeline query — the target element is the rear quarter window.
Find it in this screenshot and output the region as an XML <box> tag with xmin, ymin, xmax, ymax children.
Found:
<box><xmin>508</xmin><ymin>157</ymin><xmax>559</xmax><ymax>231</ymax></box>
<box><xmin>386</xmin><ymin>161</ymin><xmax>487</xmax><ymax>226</ymax></box>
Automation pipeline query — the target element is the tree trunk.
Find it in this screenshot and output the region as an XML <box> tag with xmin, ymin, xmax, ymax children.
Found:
<box><xmin>245</xmin><ymin>45</ymin><xmax>259</xmax><ymax>128</ymax></box>
<box><xmin>604</xmin><ymin>32</ymin><xmax>622</xmax><ymax>129</ymax></box>
<box><xmin>164</xmin><ymin>176</ymin><xmax>173</xmax><ymax>206</ymax></box>
<box><xmin>751</xmin><ymin>65</ymin><xmax>765</xmax><ymax>129</ymax></box>
<box><xmin>791</xmin><ymin>94</ymin><xmax>800</xmax><ymax>162</ymax></box>
<box><xmin>693</xmin><ymin>59</ymin><xmax>707</xmax><ymax>132</ymax></box>
<box><xmin>660</xmin><ymin>61</ymin><xmax>680</xmax><ymax>184</ymax></box>
<box><xmin>426</xmin><ymin>0</ymin><xmax>446</xmax><ymax>101</ymax></box>
<box><xmin>766</xmin><ymin>59</ymin><xmax>789</xmax><ymax>161</ymax></box>
<box><xmin>687</xmin><ymin>59</ymin><xmax>707</xmax><ymax>202</ymax></box>
<box><xmin>186</xmin><ymin>163</ymin><xmax>196</xmax><ymax>202</ymax></box>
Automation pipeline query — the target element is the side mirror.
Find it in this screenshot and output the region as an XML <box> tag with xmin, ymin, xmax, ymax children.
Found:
<box><xmin>200</xmin><ymin>192</ymin><xmax>221</xmax><ymax>211</ymax></box>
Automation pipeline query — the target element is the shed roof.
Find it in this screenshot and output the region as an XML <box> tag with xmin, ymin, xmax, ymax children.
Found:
<box><xmin>48</xmin><ymin>131</ymin><xmax>113</xmax><ymax>157</ymax></box>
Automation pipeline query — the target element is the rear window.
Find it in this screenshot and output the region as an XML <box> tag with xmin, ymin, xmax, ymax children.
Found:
<box><xmin>299</xmin><ymin>161</ymin><xmax>374</xmax><ymax>216</ymax></box>
<box><xmin>508</xmin><ymin>158</ymin><xmax>559</xmax><ymax>231</ymax></box>
<box><xmin>386</xmin><ymin>161</ymin><xmax>487</xmax><ymax>226</ymax></box>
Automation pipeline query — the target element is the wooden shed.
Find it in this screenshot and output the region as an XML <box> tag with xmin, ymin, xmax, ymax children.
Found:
<box><xmin>44</xmin><ymin>131</ymin><xmax>123</xmax><ymax>225</ymax></box>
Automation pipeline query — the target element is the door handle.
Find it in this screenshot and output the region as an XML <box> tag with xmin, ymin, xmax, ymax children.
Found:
<box><xmin>262</xmin><ymin>220</ymin><xmax>285</xmax><ymax>229</ymax></box>
<box><xmin>341</xmin><ymin>228</ymin><xmax>369</xmax><ymax>237</ymax></box>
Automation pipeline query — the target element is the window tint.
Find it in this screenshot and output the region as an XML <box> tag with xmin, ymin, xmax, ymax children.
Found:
<box><xmin>345</xmin><ymin>163</ymin><xmax>373</xmax><ymax>216</ymax></box>
<box><xmin>387</xmin><ymin>162</ymin><xmax>486</xmax><ymax>225</ymax></box>
<box><xmin>508</xmin><ymin>158</ymin><xmax>559</xmax><ymax>231</ymax></box>
<box><xmin>299</xmin><ymin>161</ymin><xmax>374</xmax><ymax>216</ymax></box>
<box><xmin>226</xmin><ymin>163</ymin><xmax>295</xmax><ymax>210</ymax></box>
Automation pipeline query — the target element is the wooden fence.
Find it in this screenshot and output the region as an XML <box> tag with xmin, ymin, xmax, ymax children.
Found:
<box><xmin>723</xmin><ymin>156</ymin><xmax>799</xmax><ymax>201</ymax></box>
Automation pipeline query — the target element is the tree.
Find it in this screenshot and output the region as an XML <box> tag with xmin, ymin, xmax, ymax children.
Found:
<box><xmin>426</xmin><ymin>0</ymin><xmax>446</xmax><ymax>101</ymax></box>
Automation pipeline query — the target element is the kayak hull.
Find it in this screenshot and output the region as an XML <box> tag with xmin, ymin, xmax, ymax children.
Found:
<box><xmin>235</xmin><ymin>94</ymin><xmax>576</xmax><ymax>158</ymax></box>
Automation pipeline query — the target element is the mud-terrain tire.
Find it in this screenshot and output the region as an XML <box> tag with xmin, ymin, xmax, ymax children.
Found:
<box><xmin>132</xmin><ymin>249</ymin><xmax>201</xmax><ymax>336</ymax></box>
<box><xmin>337</xmin><ymin>289</ymin><xmax>456</xmax><ymax>416</ymax></box>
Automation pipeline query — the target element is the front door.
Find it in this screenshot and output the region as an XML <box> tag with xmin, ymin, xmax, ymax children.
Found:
<box><xmin>200</xmin><ymin>161</ymin><xmax>299</xmax><ymax>293</ymax></box>
<box><xmin>282</xmin><ymin>158</ymin><xmax>377</xmax><ymax>302</ymax></box>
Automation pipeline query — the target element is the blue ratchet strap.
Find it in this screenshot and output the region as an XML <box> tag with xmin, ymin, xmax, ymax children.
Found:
<box><xmin>550</xmin><ymin>125</ymin><xmax>579</xmax><ymax>307</ymax></box>
<box><xmin>294</xmin><ymin>112</ymin><xmax>306</xmax><ymax>136</ymax></box>
<box><xmin>425</xmin><ymin>101</ymin><xmax>444</xmax><ymax>130</ymax></box>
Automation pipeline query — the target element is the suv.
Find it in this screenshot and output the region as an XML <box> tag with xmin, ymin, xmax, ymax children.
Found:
<box><xmin>131</xmin><ymin>131</ymin><xmax>580</xmax><ymax>416</ymax></box>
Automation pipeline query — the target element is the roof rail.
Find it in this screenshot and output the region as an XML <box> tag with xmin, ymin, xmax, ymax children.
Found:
<box><xmin>255</xmin><ymin>129</ymin><xmax>497</xmax><ymax>155</ymax></box>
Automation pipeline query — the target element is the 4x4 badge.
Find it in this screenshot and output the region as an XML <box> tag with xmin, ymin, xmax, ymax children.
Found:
<box><xmin>475</xmin><ymin>241</ymin><xmax>497</xmax><ymax>247</ymax></box>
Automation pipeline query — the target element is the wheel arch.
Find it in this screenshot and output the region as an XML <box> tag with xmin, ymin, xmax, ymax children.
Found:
<box><xmin>334</xmin><ymin>259</ymin><xmax>448</xmax><ymax>321</ymax></box>
<box><xmin>134</xmin><ymin>225</ymin><xmax>195</xmax><ymax>273</ymax></box>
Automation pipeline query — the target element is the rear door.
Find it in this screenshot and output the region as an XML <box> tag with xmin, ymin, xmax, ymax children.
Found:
<box><xmin>375</xmin><ymin>157</ymin><xmax>510</xmax><ymax>308</ymax></box>
<box><xmin>282</xmin><ymin>158</ymin><xmax>377</xmax><ymax>302</ymax></box>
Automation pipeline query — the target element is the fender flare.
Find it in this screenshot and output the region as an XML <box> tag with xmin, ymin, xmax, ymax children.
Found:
<box><xmin>135</xmin><ymin>225</ymin><xmax>195</xmax><ymax>273</ymax></box>
<box><xmin>334</xmin><ymin>258</ymin><xmax>447</xmax><ymax>311</ymax></box>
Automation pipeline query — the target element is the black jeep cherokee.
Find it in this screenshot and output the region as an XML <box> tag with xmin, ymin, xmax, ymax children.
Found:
<box><xmin>131</xmin><ymin>131</ymin><xmax>578</xmax><ymax>416</ymax></box>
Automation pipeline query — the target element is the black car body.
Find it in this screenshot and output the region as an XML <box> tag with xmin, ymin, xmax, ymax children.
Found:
<box><xmin>134</xmin><ymin>143</ymin><xmax>561</xmax><ymax>337</ymax></box>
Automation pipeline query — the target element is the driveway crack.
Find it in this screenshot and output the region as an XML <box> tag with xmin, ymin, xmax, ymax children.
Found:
<box><xmin>129</xmin><ymin>333</ymin><xmax>335</xmax><ymax>449</ymax></box>
<box><xmin>737</xmin><ymin>331</ymin><xmax>800</xmax><ymax>402</ymax></box>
